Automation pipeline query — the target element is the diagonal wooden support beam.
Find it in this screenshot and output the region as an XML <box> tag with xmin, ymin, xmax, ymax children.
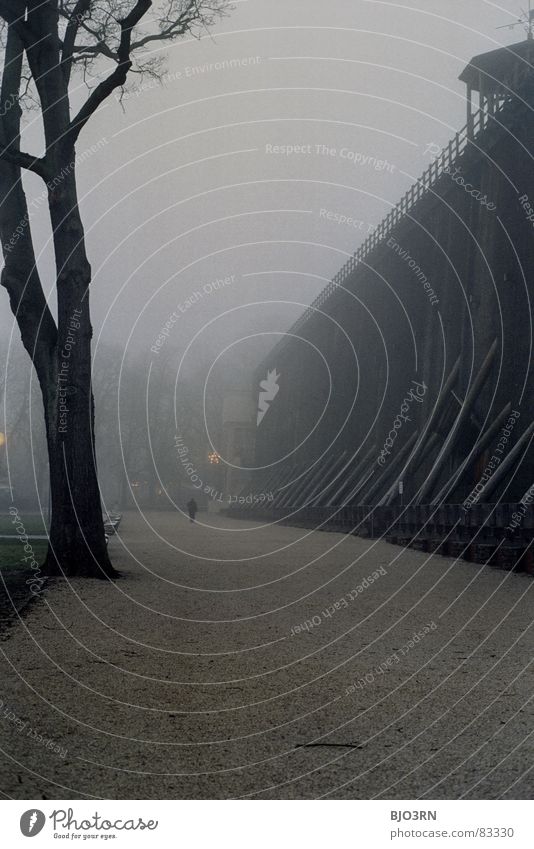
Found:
<box><xmin>431</xmin><ymin>401</ymin><xmax>512</xmax><ymax>505</ymax></box>
<box><xmin>381</xmin><ymin>356</ymin><xmax>460</xmax><ymax>506</ymax></box>
<box><xmin>327</xmin><ymin>443</ymin><xmax>377</xmax><ymax>506</ymax></box>
<box><xmin>415</xmin><ymin>339</ymin><xmax>498</xmax><ymax>504</ymax></box>
<box><xmin>470</xmin><ymin>419</ymin><xmax>534</xmax><ymax>505</ymax></box>
<box><xmin>307</xmin><ymin>451</ymin><xmax>348</xmax><ymax>506</ymax></box>
<box><xmin>360</xmin><ymin>430</ymin><xmax>418</xmax><ymax>505</ymax></box>
<box><xmin>341</xmin><ymin>459</ymin><xmax>378</xmax><ymax>506</ymax></box>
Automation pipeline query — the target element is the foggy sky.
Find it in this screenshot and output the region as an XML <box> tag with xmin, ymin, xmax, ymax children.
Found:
<box><xmin>1</xmin><ymin>0</ymin><xmax>526</xmax><ymax>377</ymax></box>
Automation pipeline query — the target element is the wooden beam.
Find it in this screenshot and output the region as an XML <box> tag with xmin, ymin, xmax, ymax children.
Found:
<box><xmin>415</xmin><ymin>339</ymin><xmax>499</xmax><ymax>504</ymax></box>
<box><xmin>327</xmin><ymin>444</ymin><xmax>377</xmax><ymax>506</ymax></box>
<box><xmin>380</xmin><ymin>356</ymin><xmax>461</xmax><ymax>506</ymax></box>
<box><xmin>470</xmin><ymin>420</ymin><xmax>534</xmax><ymax>505</ymax></box>
<box><xmin>431</xmin><ymin>402</ymin><xmax>512</xmax><ymax>505</ymax></box>
<box><xmin>307</xmin><ymin>452</ymin><xmax>348</xmax><ymax>505</ymax></box>
<box><xmin>359</xmin><ymin>430</ymin><xmax>418</xmax><ymax>505</ymax></box>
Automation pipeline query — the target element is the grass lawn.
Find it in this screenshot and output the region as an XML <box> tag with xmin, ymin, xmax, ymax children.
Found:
<box><xmin>0</xmin><ymin>512</ymin><xmax>48</xmax><ymax>572</ymax></box>
<box><xmin>0</xmin><ymin>513</ymin><xmax>47</xmax><ymax>535</ymax></box>
<box><xmin>0</xmin><ymin>541</ymin><xmax>47</xmax><ymax>571</ymax></box>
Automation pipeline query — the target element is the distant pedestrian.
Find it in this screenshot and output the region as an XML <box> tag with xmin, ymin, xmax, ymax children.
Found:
<box><xmin>187</xmin><ymin>498</ymin><xmax>198</xmax><ymax>523</ymax></box>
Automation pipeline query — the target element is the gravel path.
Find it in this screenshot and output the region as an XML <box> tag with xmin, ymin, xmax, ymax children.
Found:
<box><xmin>0</xmin><ymin>510</ymin><xmax>532</xmax><ymax>799</ymax></box>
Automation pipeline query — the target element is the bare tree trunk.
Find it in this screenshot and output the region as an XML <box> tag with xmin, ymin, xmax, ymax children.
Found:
<box><xmin>45</xmin><ymin>165</ymin><xmax>114</xmax><ymax>577</ymax></box>
<box><xmin>0</xmin><ymin>27</ymin><xmax>58</xmax><ymax>543</ymax></box>
<box><xmin>1</xmin><ymin>18</ymin><xmax>113</xmax><ymax>578</ymax></box>
<box><xmin>0</xmin><ymin>29</ymin><xmax>56</xmax><ymax>391</ymax></box>
<box><xmin>1</xmin><ymin>0</ymin><xmax>226</xmax><ymax>577</ymax></box>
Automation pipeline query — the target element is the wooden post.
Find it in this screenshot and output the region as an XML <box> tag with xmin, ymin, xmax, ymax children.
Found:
<box><xmin>359</xmin><ymin>431</ymin><xmax>418</xmax><ymax>505</ymax></box>
<box><xmin>467</xmin><ymin>85</ymin><xmax>474</xmax><ymax>139</ymax></box>
<box><xmin>380</xmin><ymin>356</ymin><xmax>461</xmax><ymax>506</ymax></box>
<box><xmin>470</xmin><ymin>420</ymin><xmax>534</xmax><ymax>505</ymax></box>
<box><xmin>271</xmin><ymin>464</ymin><xmax>300</xmax><ymax>507</ymax></box>
<box><xmin>431</xmin><ymin>402</ymin><xmax>512</xmax><ymax>505</ymax></box>
<box><xmin>290</xmin><ymin>454</ymin><xmax>339</xmax><ymax>507</ymax></box>
<box><xmin>307</xmin><ymin>451</ymin><xmax>348</xmax><ymax>506</ymax></box>
<box><xmin>415</xmin><ymin>339</ymin><xmax>499</xmax><ymax>504</ymax></box>
<box><xmin>341</xmin><ymin>458</ymin><xmax>380</xmax><ymax>507</ymax></box>
<box><xmin>519</xmin><ymin>481</ymin><xmax>534</xmax><ymax>502</ymax></box>
<box><xmin>327</xmin><ymin>444</ymin><xmax>377</xmax><ymax>506</ymax></box>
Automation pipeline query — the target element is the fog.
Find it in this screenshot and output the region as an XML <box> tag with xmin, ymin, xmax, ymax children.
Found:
<box><xmin>0</xmin><ymin>0</ymin><xmax>525</xmax><ymax>505</ymax></box>
<box><xmin>2</xmin><ymin>1</ymin><xmax>534</xmax><ymax>808</ymax></box>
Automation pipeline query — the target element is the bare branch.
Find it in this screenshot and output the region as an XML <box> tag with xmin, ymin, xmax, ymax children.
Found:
<box><xmin>61</xmin><ymin>0</ymin><xmax>91</xmax><ymax>84</ymax></box>
<box><xmin>63</xmin><ymin>1</ymin><xmax>229</xmax><ymax>76</ymax></box>
<box><xmin>67</xmin><ymin>0</ymin><xmax>151</xmax><ymax>144</ymax></box>
<box><xmin>0</xmin><ymin>146</ymin><xmax>48</xmax><ymax>177</ymax></box>
<box><xmin>130</xmin><ymin>0</ymin><xmax>228</xmax><ymax>51</ymax></box>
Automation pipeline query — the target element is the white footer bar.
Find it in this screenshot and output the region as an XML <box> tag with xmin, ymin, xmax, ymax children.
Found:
<box><xmin>2</xmin><ymin>799</ymin><xmax>532</xmax><ymax>848</ymax></box>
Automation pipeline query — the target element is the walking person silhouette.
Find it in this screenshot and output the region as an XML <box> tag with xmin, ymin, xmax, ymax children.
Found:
<box><xmin>187</xmin><ymin>498</ymin><xmax>198</xmax><ymax>523</ymax></box>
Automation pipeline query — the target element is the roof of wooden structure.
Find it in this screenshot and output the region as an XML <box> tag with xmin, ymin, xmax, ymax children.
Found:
<box><xmin>459</xmin><ymin>39</ymin><xmax>534</xmax><ymax>92</ymax></box>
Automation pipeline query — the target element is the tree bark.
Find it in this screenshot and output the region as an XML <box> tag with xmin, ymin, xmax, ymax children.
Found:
<box><xmin>1</xmin><ymin>0</ymin><xmax>219</xmax><ymax>578</ymax></box>
<box><xmin>44</xmin><ymin>161</ymin><xmax>115</xmax><ymax>578</ymax></box>
<box><xmin>0</xmin><ymin>16</ymin><xmax>114</xmax><ymax>578</ymax></box>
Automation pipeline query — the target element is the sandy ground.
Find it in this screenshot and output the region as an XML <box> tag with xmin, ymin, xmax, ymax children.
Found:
<box><xmin>0</xmin><ymin>509</ymin><xmax>532</xmax><ymax>800</ymax></box>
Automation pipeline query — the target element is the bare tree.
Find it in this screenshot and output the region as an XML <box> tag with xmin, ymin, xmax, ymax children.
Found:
<box><xmin>0</xmin><ymin>0</ymin><xmax>229</xmax><ymax>577</ymax></box>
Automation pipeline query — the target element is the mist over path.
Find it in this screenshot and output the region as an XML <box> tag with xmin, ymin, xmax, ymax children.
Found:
<box><xmin>0</xmin><ymin>511</ymin><xmax>532</xmax><ymax>799</ymax></box>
